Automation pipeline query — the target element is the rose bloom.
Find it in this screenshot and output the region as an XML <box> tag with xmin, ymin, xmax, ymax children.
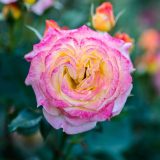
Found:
<box><xmin>25</xmin><ymin>21</ymin><xmax>133</xmax><ymax>134</ymax></box>
<box><xmin>0</xmin><ymin>0</ymin><xmax>16</xmax><ymax>4</ymax></box>
<box><xmin>31</xmin><ymin>0</ymin><xmax>53</xmax><ymax>15</ymax></box>
<box><xmin>139</xmin><ymin>29</ymin><xmax>159</xmax><ymax>53</ymax></box>
<box><xmin>92</xmin><ymin>2</ymin><xmax>115</xmax><ymax>32</ymax></box>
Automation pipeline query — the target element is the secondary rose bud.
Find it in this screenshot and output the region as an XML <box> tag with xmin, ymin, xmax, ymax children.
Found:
<box><xmin>45</xmin><ymin>20</ymin><xmax>61</xmax><ymax>34</ymax></box>
<box><xmin>92</xmin><ymin>2</ymin><xmax>115</xmax><ymax>32</ymax></box>
<box><xmin>25</xmin><ymin>21</ymin><xmax>133</xmax><ymax>134</ymax></box>
<box><xmin>44</xmin><ymin>20</ymin><xmax>68</xmax><ymax>35</ymax></box>
<box><xmin>115</xmin><ymin>32</ymin><xmax>134</xmax><ymax>52</ymax></box>
<box><xmin>115</xmin><ymin>32</ymin><xmax>133</xmax><ymax>43</ymax></box>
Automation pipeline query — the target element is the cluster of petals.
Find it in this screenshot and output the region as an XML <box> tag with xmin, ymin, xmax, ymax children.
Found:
<box><xmin>25</xmin><ymin>20</ymin><xmax>133</xmax><ymax>134</ymax></box>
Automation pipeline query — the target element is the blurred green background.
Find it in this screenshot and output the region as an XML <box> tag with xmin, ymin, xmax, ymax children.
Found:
<box><xmin>0</xmin><ymin>0</ymin><xmax>160</xmax><ymax>159</ymax></box>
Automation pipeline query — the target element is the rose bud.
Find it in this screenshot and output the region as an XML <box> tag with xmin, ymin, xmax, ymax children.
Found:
<box><xmin>115</xmin><ymin>32</ymin><xmax>134</xmax><ymax>52</ymax></box>
<box><xmin>44</xmin><ymin>19</ymin><xmax>68</xmax><ymax>35</ymax></box>
<box><xmin>25</xmin><ymin>21</ymin><xmax>133</xmax><ymax>134</ymax></box>
<box><xmin>92</xmin><ymin>2</ymin><xmax>115</xmax><ymax>32</ymax></box>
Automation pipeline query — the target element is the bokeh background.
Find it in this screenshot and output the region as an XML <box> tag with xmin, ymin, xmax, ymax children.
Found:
<box><xmin>0</xmin><ymin>0</ymin><xmax>160</xmax><ymax>159</ymax></box>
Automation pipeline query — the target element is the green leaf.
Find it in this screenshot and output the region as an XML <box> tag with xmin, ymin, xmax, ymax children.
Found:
<box><xmin>85</xmin><ymin>118</ymin><xmax>133</xmax><ymax>160</ymax></box>
<box><xmin>8</xmin><ymin>109</ymin><xmax>42</xmax><ymax>134</ymax></box>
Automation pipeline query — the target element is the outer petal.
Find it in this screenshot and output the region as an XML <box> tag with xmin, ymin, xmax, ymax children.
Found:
<box><xmin>25</xmin><ymin>33</ymin><xmax>58</xmax><ymax>62</ymax></box>
<box><xmin>25</xmin><ymin>52</ymin><xmax>46</xmax><ymax>106</ymax></box>
<box><xmin>112</xmin><ymin>84</ymin><xmax>133</xmax><ymax>116</ymax></box>
<box><xmin>43</xmin><ymin>108</ymin><xmax>97</xmax><ymax>134</ymax></box>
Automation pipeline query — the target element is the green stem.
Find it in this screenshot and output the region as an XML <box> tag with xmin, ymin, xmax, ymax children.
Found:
<box><xmin>64</xmin><ymin>142</ymin><xmax>74</xmax><ymax>160</ymax></box>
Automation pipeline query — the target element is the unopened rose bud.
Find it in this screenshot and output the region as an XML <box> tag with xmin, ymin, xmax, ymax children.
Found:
<box><xmin>92</xmin><ymin>2</ymin><xmax>115</xmax><ymax>32</ymax></box>
<box><xmin>115</xmin><ymin>32</ymin><xmax>134</xmax><ymax>52</ymax></box>
<box><xmin>44</xmin><ymin>20</ymin><xmax>68</xmax><ymax>35</ymax></box>
<box><xmin>45</xmin><ymin>20</ymin><xmax>60</xmax><ymax>33</ymax></box>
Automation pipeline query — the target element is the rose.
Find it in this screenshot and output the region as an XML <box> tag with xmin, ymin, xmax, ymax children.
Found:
<box><xmin>92</xmin><ymin>2</ymin><xmax>115</xmax><ymax>32</ymax></box>
<box><xmin>25</xmin><ymin>22</ymin><xmax>133</xmax><ymax>134</ymax></box>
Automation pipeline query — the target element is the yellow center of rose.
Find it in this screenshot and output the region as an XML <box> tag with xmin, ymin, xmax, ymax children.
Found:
<box><xmin>53</xmin><ymin>51</ymin><xmax>108</xmax><ymax>92</ymax></box>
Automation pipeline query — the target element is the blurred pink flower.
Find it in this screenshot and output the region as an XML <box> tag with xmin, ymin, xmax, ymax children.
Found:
<box><xmin>139</xmin><ymin>29</ymin><xmax>160</xmax><ymax>53</ymax></box>
<box><xmin>153</xmin><ymin>71</ymin><xmax>160</xmax><ymax>94</ymax></box>
<box><xmin>0</xmin><ymin>0</ymin><xmax>17</xmax><ymax>4</ymax></box>
<box><xmin>137</xmin><ymin>29</ymin><xmax>160</xmax><ymax>74</ymax></box>
<box><xmin>31</xmin><ymin>0</ymin><xmax>53</xmax><ymax>15</ymax></box>
<box><xmin>25</xmin><ymin>22</ymin><xmax>133</xmax><ymax>134</ymax></box>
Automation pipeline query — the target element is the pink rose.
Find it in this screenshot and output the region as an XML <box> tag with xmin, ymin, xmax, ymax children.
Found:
<box><xmin>0</xmin><ymin>0</ymin><xmax>16</xmax><ymax>4</ymax></box>
<box><xmin>31</xmin><ymin>0</ymin><xmax>53</xmax><ymax>15</ymax></box>
<box><xmin>25</xmin><ymin>23</ymin><xmax>133</xmax><ymax>134</ymax></box>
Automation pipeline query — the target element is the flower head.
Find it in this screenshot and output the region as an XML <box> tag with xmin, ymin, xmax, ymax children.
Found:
<box><xmin>92</xmin><ymin>2</ymin><xmax>115</xmax><ymax>32</ymax></box>
<box><xmin>139</xmin><ymin>29</ymin><xmax>159</xmax><ymax>53</ymax></box>
<box><xmin>25</xmin><ymin>21</ymin><xmax>133</xmax><ymax>134</ymax></box>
